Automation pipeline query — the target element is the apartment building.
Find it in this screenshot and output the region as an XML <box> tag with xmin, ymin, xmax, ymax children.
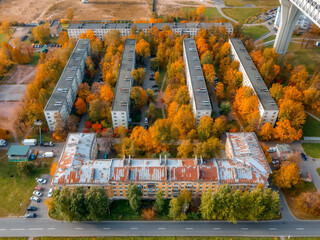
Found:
<box><xmin>111</xmin><ymin>39</ymin><xmax>136</xmax><ymax>129</ymax></box>
<box><xmin>183</xmin><ymin>38</ymin><xmax>212</xmax><ymax>124</ymax></box>
<box><xmin>229</xmin><ymin>38</ymin><xmax>279</xmax><ymax>126</ymax></box>
<box><xmin>52</xmin><ymin>132</ymin><xmax>271</xmax><ymax>199</ymax></box>
<box><xmin>49</xmin><ymin>20</ymin><xmax>62</xmax><ymax>37</ymax></box>
<box><xmin>44</xmin><ymin>39</ymin><xmax>91</xmax><ymax>131</ymax></box>
<box><xmin>67</xmin><ymin>22</ymin><xmax>234</xmax><ymax>40</ymax></box>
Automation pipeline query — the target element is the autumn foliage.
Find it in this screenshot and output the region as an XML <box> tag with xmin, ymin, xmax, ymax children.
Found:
<box><xmin>297</xmin><ymin>192</ymin><xmax>320</xmax><ymax>216</ymax></box>
<box><xmin>273</xmin><ymin>162</ymin><xmax>301</xmax><ymax>189</ymax></box>
<box><xmin>50</xmin><ymin>163</ymin><xmax>58</xmax><ymax>176</ymax></box>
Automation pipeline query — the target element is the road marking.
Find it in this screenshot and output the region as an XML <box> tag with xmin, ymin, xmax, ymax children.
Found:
<box><xmin>29</xmin><ymin>228</ymin><xmax>44</xmax><ymax>230</ymax></box>
<box><xmin>75</xmin><ymin>228</ymin><xmax>83</xmax><ymax>230</ymax></box>
<box><xmin>130</xmin><ymin>228</ymin><xmax>138</xmax><ymax>230</ymax></box>
<box><xmin>158</xmin><ymin>228</ymin><xmax>166</xmax><ymax>230</ymax></box>
<box><xmin>0</xmin><ymin>229</ymin><xmax>6</xmax><ymax>231</ymax></box>
<box><xmin>185</xmin><ymin>228</ymin><xmax>193</xmax><ymax>230</ymax></box>
<box><xmin>213</xmin><ymin>228</ymin><xmax>221</xmax><ymax>230</ymax></box>
<box><xmin>296</xmin><ymin>228</ymin><xmax>304</xmax><ymax>230</ymax></box>
<box><xmin>103</xmin><ymin>228</ymin><xmax>111</xmax><ymax>230</ymax></box>
<box><xmin>241</xmin><ymin>228</ymin><xmax>248</xmax><ymax>230</ymax></box>
<box><xmin>269</xmin><ymin>228</ymin><xmax>277</xmax><ymax>231</ymax></box>
<box><xmin>47</xmin><ymin>228</ymin><xmax>55</xmax><ymax>230</ymax></box>
<box><xmin>10</xmin><ymin>229</ymin><xmax>24</xmax><ymax>231</ymax></box>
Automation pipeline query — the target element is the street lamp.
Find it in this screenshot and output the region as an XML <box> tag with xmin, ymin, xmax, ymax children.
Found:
<box><xmin>34</xmin><ymin>119</ymin><xmax>43</xmax><ymax>144</ymax></box>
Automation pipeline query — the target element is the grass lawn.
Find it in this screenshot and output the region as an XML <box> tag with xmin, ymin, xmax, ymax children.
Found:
<box><xmin>222</xmin><ymin>8</ymin><xmax>262</xmax><ymax>22</ymax></box>
<box><xmin>303</xmin><ymin>115</ymin><xmax>320</xmax><ymax>137</ymax></box>
<box><xmin>158</xmin><ymin>69</ymin><xmax>166</xmax><ymax>90</ymax></box>
<box><xmin>182</xmin><ymin>7</ymin><xmax>224</xmax><ymax>20</ymax></box>
<box><xmin>224</xmin><ymin>0</ymin><xmax>279</xmax><ymax>7</ymax></box>
<box><xmin>0</xmin><ymin>33</ymin><xmax>9</xmax><ymax>45</ymax></box>
<box><xmin>242</xmin><ymin>25</ymin><xmax>269</xmax><ymax>40</ymax></box>
<box><xmin>62</xmin><ymin>23</ymin><xmax>70</xmax><ymax>31</ymax></box>
<box><xmin>301</xmin><ymin>143</ymin><xmax>320</xmax><ymax>158</ymax></box>
<box><xmin>0</xmin><ymin>150</ymin><xmax>53</xmax><ymax>217</ymax></box>
<box><xmin>287</xmin><ymin>43</ymin><xmax>320</xmax><ymax>74</ymax></box>
<box><xmin>35</xmin><ymin>237</ymin><xmax>278</xmax><ymax>240</ymax></box>
<box><xmin>317</xmin><ymin>168</ymin><xmax>320</xmax><ymax>176</ymax></box>
<box><xmin>29</xmin><ymin>52</ymin><xmax>41</xmax><ymax>65</ymax></box>
<box><xmin>264</xmin><ymin>35</ymin><xmax>276</xmax><ymax>42</ymax></box>
<box><xmin>155</xmin><ymin>108</ymin><xmax>163</xmax><ymax>120</ymax></box>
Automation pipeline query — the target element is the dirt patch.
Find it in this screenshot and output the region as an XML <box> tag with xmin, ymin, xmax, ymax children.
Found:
<box><xmin>157</xmin><ymin>0</ymin><xmax>213</xmax><ymax>16</ymax></box>
<box><xmin>0</xmin><ymin>0</ymin><xmax>153</xmax><ymax>22</ymax></box>
<box><xmin>0</xmin><ymin>102</ymin><xmax>20</xmax><ymax>129</ymax></box>
<box><xmin>3</xmin><ymin>65</ymin><xmax>36</xmax><ymax>84</ymax></box>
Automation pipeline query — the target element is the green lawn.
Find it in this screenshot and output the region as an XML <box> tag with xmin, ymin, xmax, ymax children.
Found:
<box><xmin>287</xmin><ymin>42</ymin><xmax>320</xmax><ymax>74</ymax></box>
<box><xmin>264</xmin><ymin>35</ymin><xmax>276</xmax><ymax>42</ymax></box>
<box><xmin>222</xmin><ymin>8</ymin><xmax>262</xmax><ymax>22</ymax></box>
<box><xmin>302</xmin><ymin>143</ymin><xmax>320</xmax><ymax>158</ymax></box>
<box><xmin>0</xmin><ymin>150</ymin><xmax>53</xmax><ymax>216</ymax></box>
<box><xmin>29</xmin><ymin>52</ymin><xmax>41</xmax><ymax>65</ymax></box>
<box><xmin>303</xmin><ymin>115</ymin><xmax>320</xmax><ymax>137</ymax></box>
<box><xmin>0</xmin><ymin>33</ymin><xmax>9</xmax><ymax>45</ymax></box>
<box><xmin>242</xmin><ymin>25</ymin><xmax>269</xmax><ymax>40</ymax></box>
<box><xmin>224</xmin><ymin>0</ymin><xmax>279</xmax><ymax>7</ymax></box>
<box><xmin>35</xmin><ymin>237</ymin><xmax>278</xmax><ymax>240</ymax></box>
<box><xmin>155</xmin><ymin>108</ymin><xmax>163</xmax><ymax>120</ymax></box>
<box><xmin>317</xmin><ymin>168</ymin><xmax>320</xmax><ymax>176</ymax></box>
<box><xmin>182</xmin><ymin>7</ymin><xmax>224</xmax><ymax>20</ymax></box>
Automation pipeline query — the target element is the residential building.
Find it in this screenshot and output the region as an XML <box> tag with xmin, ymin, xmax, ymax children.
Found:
<box><xmin>44</xmin><ymin>39</ymin><xmax>91</xmax><ymax>131</ymax></box>
<box><xmin>229</xmin><ymin>38</ymin><xmax>279</xmax><ymax>126</ymax></box>
<box><xmin>49</xmin><ymin>20</ymin><xmax>62</xmax><ymax>37</ymax></box>
<box><xmin>274</xmin><ymin>6</ymin><xmax>313</xmax><ymax>31</ymax></box>
<box><xmin>111</xmin><ymin>39</ymin><xmax>136</xmax><ymax>129</ymax></box>
<box><xmin>7</xmin><ymin>145</ymin><xmax>31</xmax><ymax>162</ymax></box>
<box><xmin>67</xmin><ymin>22</ymin><xmax>234</xmax><ymax>40</ymax></box>
<box><xmin>52</xmin><ymin>132</ymin><xmax>271</xmax><ymax>199</ymax></box>
<box><xmin>183</xmin><ymin>38</ymin><xmax>212</xmax><ymax>124</ymax></box>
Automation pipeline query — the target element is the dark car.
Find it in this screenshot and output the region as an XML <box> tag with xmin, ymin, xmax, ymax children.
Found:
<box><xmin>25</xmin><ymin>212</ymin><xmax>36</xmax><ymax>218</ymax></box>
<box><xmin>152</xmin><ymin>84</ymin><xmax>158</xmax><ymax>88</ymax></box>
<box><xmin>40</xmin><ymin>141</ymin><xmax>54</xmax><ymax>147</ymax></box>
<box><xmin>27</xmin><ymin>206</ymin><xmax>37</xmax><ymax>211</ymax></box>
<box><xmin>301</xmin><ymin>152</ymin><xmax>307</xmax><ymax>161</ymax></box>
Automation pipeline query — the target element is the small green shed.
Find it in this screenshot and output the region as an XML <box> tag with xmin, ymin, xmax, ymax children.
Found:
<box><xmin>7</xmin><ymin>145</ymin><xmax>31</xmax><ymax>162</ymax></box>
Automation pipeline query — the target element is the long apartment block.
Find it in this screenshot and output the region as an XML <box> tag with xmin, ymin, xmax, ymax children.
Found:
<box><xmin>68</xmin><ymin>22</ymin><xmax>234</xmax><ymax>40</ymax></box>
<box><xmin>44</xmin><ymin>39</ymin><xmax>91</xmax><ymax>131</ymax></box>
<box><xmin>229</xmin><ymin>38</ymin><xmax>279</xmax><ymax>126</ymax></box>
<box><xmin>52</xmin><ymin>132</ymin><xmax>272</xmax><ymax>199</ymax></box>
<box><xmin>183</xmin><ymin>38</ymin><xmax>212</xmax><ymax>124</ymax></box>
<box><xmin>111</xmin><ymin>39</ymin><xmax>136</xmax><ymax>129</ymax></box>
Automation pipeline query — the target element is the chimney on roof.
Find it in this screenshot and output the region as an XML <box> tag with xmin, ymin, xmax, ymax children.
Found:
<box><xmin>159</xmin><ymin>155</ymin><xmax>162</xmax><ymax>165</ymax></box>
<box><xmin>128</xmin><ymin>155</ymin><xmax>131</xmax><ymax>166</ymax></box>
<box><xmin>200</xmin><ymin>155</ymin><xmax>203</xmax><ymax>165</ymax></box>
<box><xmin>194</xmin><ymin>155</ymin><xmax>198</xmax><ymax>166</ymax></box>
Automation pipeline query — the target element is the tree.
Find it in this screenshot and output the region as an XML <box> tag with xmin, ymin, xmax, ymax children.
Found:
<box><xmin>174</xmin><ymin>86</ymin><xmax>189</xmax><ymax>106</ymax></box>
<box><xmin>223</xmin><ymin>68</ymin><xmax>242</xmax><ymax>99</ymax></box>
<box><xmin>197</xmin><ymin>116</ymin><xmax>214</xmax><ymax>142</ymax></box>
<box><xmin>53</xmin><ymin>188</ymin><xmax>73</xmax><ymax>221</ymax></box>
<box><xmin>0</xmin><ymin>128</ymin><xmax>8</xmax><ymax>140</ymax></box>
<box><xmin>270</xmin><ymin>83</ymin><xmax>284</xmax><ymax>103</ymax></box>
<box><xmin>131</xmin><ymin>68</ymin><xmax>146</xmax><ymax>85</ymax></box>
<box><xmin>130</xmin><ymin>86</ymin><xmax>147</xmax><ymax>110</ymax></box>
<box><xmin>194</xmin><ymin>137</ymin><xmax>223</xmax><ymax>158</ymax></box>
<box><xmin>0</xmin><ymin>19</ymin><xmax>11</xmax><ymax>36</ymax></box>
<box><xmin>17</xmin><ymin>161</ymin><xmax>34</xmax><ymax>176</ymax></box>
<box><xmin>219</xmin><ymin>101</ymin><xmax>231</xmax><ymax>116</ymax></box>
<box><xmin>154</xmin><ymin>71</ymin><xmax>160</xmax><ymax>85</ymax></box>
<box><xmin>274</xmin><ymin>119</ymin><xmax>303</xmax><ymax>143</ymax></box>
<box><xmin>297</xmin><ymin>192</ymin><xmax>320</xmax><ymax>216</ymax></box>
<box><xmin>136</xmin><ymin>39</ymin><xmax>150</xmax><ymax>59</ymax></box>
<box><xmin>154</xmin><ymin>190</ymin><xmax>165</xmax><ymax>213</ymax></box>
<box><xmin>200</xmin><ymin>51</ymin><xmax>214</xmax><ymax>65</ymax></box>
<box><xmin>99</xmin><ymin>84</ymin><xmax>114</xmax><ymax>103</ymax></box>
<box><xmin>66</xmin><ymin>8</ymin><xmax>74</xmax><ymax>21</ymax></box>
<box><xmin>171</xmin><ymin>105</ymin><xmax>196</xmax><ymax>138</ymax></box>
<box><xmin>77</xmin><ymin>82</ymin><xmax>91</xmax><ymax>102</ymax></box>
<box><xmin>259</xmin><ymin>122</ymin><xmax>274</xmax><ymax>141</ymax></box>
<box><xmin>50</xmin><ymin>163</ymin><xmax>58</xmax><ymax>176</ymax></box>
<box><xmin>141</xmin><ymin>208</ymin><xmax>156</xmax><ymax>220</ymax></box>
<box><xmin>31</xmin><ymin>23</ymin><xmax>51</xmax><ymax>44</ymax></box>
<box><xmin>278</xmin><ymin>99</ymin><xmax>306</xmax><ymax>129</ymax></box>
<box><xmin>70</xmin><ymin>187</ymin><xmax>87</xmax><ymax>221</ymax></box>
<box><xmin>168</xmin><ymin>190</ymin><xmax>192</xmax><ymax>221</ymax></box>
<box><xmin>213</xmin><ymin>116</ymin><xmax>228</xmax><ymax>138</ymax></box>
<box><xmin>92</xmin><ymin>123</ymin><xmax>102</xmax><ymax>132</ymax></box>
<box><xmin>75</xmin><ymin>97</ymin><xmax>86</xmax><ymax>115</ymax></box>
<box><xmin>85</xmin><ymin>187</ymin><xmax>110</xmax><ymax>222</ymax></box>
<box><xmin>151</xmin><ymin>118</ymin><xmax>179</xmax><ymax>145</ymax></box>
<box><xmin>273</xmin><ymin>162</ymin><xmax>301</xmax><ymax>189</ymax></box>
<box><xmin>177</xmin><ymin>140</ymin><xmax>194</xmax><ymax>158</ymax></box>
<box><xmin>147</xmin><ymin>103</ymin><xmax>156</xmax><ymax>123</ymax></box>
<box><xmin>215</xmin><ymin>82</ymin><xmax>225</xmax><ymax>102</ymax></box>
<box><xmin>57</xmin><ymin>31</ymin><xmax>69</xmax><ymax>48</ymax></box>
<box><xmin>127</xmin><ymin>184</ymin><xmax>141</xmax><ymax>213</ymax></box>
<box><xmin>202</xmin><ymin>64</ymin><xmax>216</xmax><ymax>85</ymax></box>
<box><xmin>88</xmin><ymin>99</ymin><xmax>101</xmax><ymax>122</ymax></box>
<box><xmin>85</xmin><ymin>56</ymin><xmax>96</xmax><ymax>78</ymax></box>
<box><xmin>289</xmin><ymin>65</ymin><xmax>309</xmax><ymax>91</ymax></box>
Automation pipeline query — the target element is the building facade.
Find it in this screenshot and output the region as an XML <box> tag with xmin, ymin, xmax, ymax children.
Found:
<box><xmin>44</xmin><ymin>39</ymin><xmax>91</xmax><ymax>131</ymax></box>
<box><xmin>67</xmin><ymin>22</ymin><xmax>234</xmax><ymax>40</ymax></box>
<box><xmin>111</xmin><ymin>39</ymin><xmax>136</xmax><ymax>129</ymax></box>
<box><xmin>274</xmin><ymin>6</ymin><xmax>313</xmax><ymax>30</ymax></box>
<box><xmin>49</xmin><ymin>20</ymin><xmax>62</xmax><ymax>37</ymax></box>
<box><xmin>183</xmin><ymin>38</ymin><xmax>212</xmax><ymax>124</ymax></box>
<box><xmin>229</xmin><ymin>38</ymin><xmax>279</xmax><ymax>127</ymax></box>
<box><xmin>52</xmin><ymin>132</ymin><xmax>272</xmax><ymax>199</ymax></box>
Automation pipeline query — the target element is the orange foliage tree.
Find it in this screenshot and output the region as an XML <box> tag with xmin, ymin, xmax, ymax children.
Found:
<box><xmin>274</xmin><ymin>120</ymin><xmax>302</xmax><ymax>143</ymax></box>
<box><xmin>259</xmin><ymin>122</ymin><xmax>274</xmax><ymax>141</ymax></box>
<box><xmin>297</xmin><ymin>192</ymin><xmax>320</xmax><ymax>216</ymax></box>
<box><xmin>273</xmin><ymin>162</ymin><xmax>301</xmax><ymax>189</ymax></box>
<box><xmin>75</xmin><ymin>97</ymin><xmax>86</xmax><ymax>115</ymax></box>
<box><xmin>50</xmin><ymin>163</ymin><xmax>58</xmax><ymax>176</ymax></box>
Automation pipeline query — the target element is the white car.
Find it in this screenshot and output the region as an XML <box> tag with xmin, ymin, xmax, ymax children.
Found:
<box><xmin>48</xmin><ymin>188</ymin><xmax>53</xmax><ymax>198</ymax></box>
<box><xmin>35</xmin><ymin>177</ymin><xmax>47</xmax><ymax>184</ymax></box>
<box><xmin>30</xmin><ymin>196</ymin><xmax>41</xmax><ymax>203</ymax></box>
<box><xmin>268</xmin><ymin>147</ymin><xmax>276</xmax><ymax>153</ymax></box>
<box><xmin>33</xmin><ymin>190</ymin><xmax>42</xmax><ymax>197</ymax></box>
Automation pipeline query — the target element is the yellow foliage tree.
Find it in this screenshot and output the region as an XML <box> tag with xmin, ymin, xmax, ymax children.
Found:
<box><xmin>273</xmin><ymin>162</ymin><xmax>300</xmax><ymax>189</ymax></box>
<box><xmin>259</xmin><ymin>122</ymin><xmax>274</xmax><ymax>141</ymax></box>
<box><xmin>274</xmin><ymin>119</ymin><xmax>302</xmax><ymax>143</ymax></box>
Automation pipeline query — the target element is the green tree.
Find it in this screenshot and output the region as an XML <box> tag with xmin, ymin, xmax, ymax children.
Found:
<box><xmin>53</xmin><ymin>188</ymin><xmax>73</xmax><ymax>221</ymax></box>
<box><xmin>85</xmin><ymin>187</ymin><xmax>110</xmax><ymax>222</ymax></box>
<box><xmin>197</xmin><ymin>116</ymin><xmax>214</xmax><ymax>142</ymax></box>
<box><xmin>17</xmin><ymin>161</ymin><xmax>34</xmax><ymax>176</ymax></box>
<box><xmin>154</xmin><ymin>190</ymin><xmax>165</xmax><ymax>213</ymax></box>
<box><xmin>194</xmin><ymin>137</ymin><xmax>223</xmax><ymax>158</ymax></box>
<box><xmin>147</xmin><ymin>102</ymin><xmax>156</xmax><ymax>123</ymax></box>
<box><xmin>127</xmin><ymin>184</ymin><xmax>141</xmax><ymax>213</ymax></box>
<box><xmin>200</xmin><ymin>51</ymin><xmax>214</xmax><ymax>65</ymax></box>
<box><xmin>219</xmin><ymin>101</ymin><xmax>231</xmax><ymax>116</ymax></box>
<box><xmin>130</xmin><ymin>86</ymin><xmax>147</xmax><ymax>110</ymax></box>
<box><xmin>31</xmin><ymin>23</ymin><xmax>51</xmax><ymax>44</ymax></box>
<box><xmin>88</xmin><ymin>99</ymin><xmax>101</xmax><ymax>122</ymax></box>
<box><xmin>70</xmin><ymin>187</ymin><xmax>87</xmax><ymax>221</ymax></box>
<box><xmin>168</xmin><ymin>190</ymin><xmax>192</xmax><ymax>221</ymax></box>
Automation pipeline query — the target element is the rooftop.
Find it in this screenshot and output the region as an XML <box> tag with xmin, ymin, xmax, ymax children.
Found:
<box><xmin>183</xmin><ymin>38</ymin><xmax>212</xmax><ymax>111</ymax></box>
<box><xmin>229</xmin><ymin>38</ymin><xmax>279</xmax><ymax>111</ymax></box>
<box><xmin>276</xmin><ymin>144</ymin><xmax>293</xmax><ymax>153</ymax></box>
<box><xmin>44</xmin><ymin>39</ymin><xmax>90</xmax><ymax>112</ymax></box>
<box><xmin>7</xmin><ymin>145</ymin><xmax>30</xmax><ymax>156</ymax></box>
<box><xmin>111</xmin><ymin>39</ymin><xmax>136</xmax><ymax>112</ymax></box>
<box><xmin>50</xmin><ymin>20</ymin><xmax>60</xmax><ymax>28</ymax></box>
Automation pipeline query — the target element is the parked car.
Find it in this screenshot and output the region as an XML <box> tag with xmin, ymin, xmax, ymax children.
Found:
<box><xmin>48</xmin><ymin>188</ymin><xmax>53</xmax><ymax>198</ymax></box>
<box><xmin>27</xmin><ymin>206</ymin><xmax>37</xmax><ymax>211</ymax></box>
<box><xmin>33</xmin><ymin>190</ymin><xmax>42</xmax><ymax>197</ymax></box>
<box><xmin>0</xmin><ymin>139</ymin><xmax>7</xmax><ymax>147</ymax></box>
<box><xmin>35</xmin><ymin>177</ymin><xmax>47</xmax><ymax>184</ymax></box>
<box><xmin>34</xmin><ymin>186</ymin><xmax>43</xmax><ymax>191</ymax></box>
<box><xmin>268</xmin><ymin>147</ymin><xmax>276</xmax><ymax>153</ymax></box>
<box><xmin>145</xmin><ymin>117</ymin><xmax>148</xmax><ymax>124</ymax></box>
<box><xmin>301</xmin><ymin>152</ymin><xmax>308</xmax><ymax>161</ymax></box>
<box><xmin>25</xmin><ymin>212</ymin><xmax>37</xmax><ymax>218</ymax></box>
<box><xmin>40</xmin><ymin>141</ymin><xmax>54</xmax><ymax>147</ymax></box>
<box><xmin>42</xmin><ymin>152</ymin><xmax>54</xmax><ymax>158</ymax></box>
<box><xmin>152</xmin><ymin>84</ymin><xmax>158</xmax><ymax>88</ymax></box>
<box><xmin>30</xmin><ymin>196</ymin><xmax>41</xmax><ymax>203</ymax></box>
<box><xmin>29</xmin><ymin>149</ymin><xmax>38</xmax><ymax>160</ymax></box>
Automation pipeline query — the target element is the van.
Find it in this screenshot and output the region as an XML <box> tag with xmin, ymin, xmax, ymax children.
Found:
<box><xmin>0</xmin><ymin>139</ymin><xmax>7</xmax><ymax>147</ymax></box>
<box><xmin>21</xmin><ymin>139</ymin><xmax>37</xmax><ymax>146</ymax></box>
<box><xmin>42</xmin><ymin>152</ymin><xmax>54</xmax><ymax>158</ymax></box>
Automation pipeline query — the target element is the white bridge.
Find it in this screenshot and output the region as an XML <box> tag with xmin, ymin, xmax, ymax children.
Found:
<box><xmin>274</xmin><ymin>0</ymin><xmax>320</xmax><ymax>53</ymax></box>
